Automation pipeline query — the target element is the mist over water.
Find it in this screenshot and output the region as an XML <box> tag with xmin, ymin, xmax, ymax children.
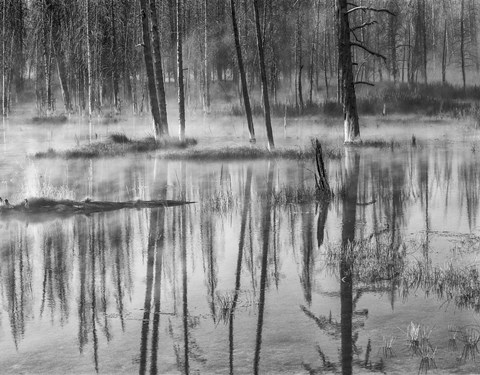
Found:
<box><xmin>1</xmin><ymin>116</ymin><xmax>480</xmax><ymax>374</ymax></box>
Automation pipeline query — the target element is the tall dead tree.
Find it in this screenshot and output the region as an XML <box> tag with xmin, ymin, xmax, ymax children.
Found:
<box><xmin>203</xmin><ymin>0</ymin><xmax>210</xmax><ymax>113</ymax></box>
<box><xmin>336</xmin><ymin>1</ymin><xmax>393</xmax><ymax>143</ymax></box>
<box><xmin>85</xmin><ymin>0</ymin><xmax>93</xmax><ymax>116</ymax></box>
<box><xmin>139</xmin><ymin>0</ymin><xmax>162</xmax><ymax>135</ymax></box>
<box><xmin>230</xmin><ymin>0</ymin><xmax>255</xmax><ymax>143</ymax></box>
<box><xmin>149</xmin><ymin>0</ymin><xmax>169</xmax><ymax>136</ymax></box>
<box><xmin>336</xmin><ymin>0</ymin><xmax>359</xmax><ymax>143</ymax></box>
<box><xmin>2</xmin><ymin>0</ymin><xmax>6</xmax><ymax>116</ymax></box>
<box><xmin>460</xmin><ymin>0</ymin><xmax>466</xmax><ymax>93</ymax></box>
<box><xmin>177</xmin><ymin>0</ymin><xmax>186</xmax><ymax>141</ymax></box>
<box><xmin>253</xmin><ymin>0</ymin><xmax>274</xmax><ymax>150</ymax></box>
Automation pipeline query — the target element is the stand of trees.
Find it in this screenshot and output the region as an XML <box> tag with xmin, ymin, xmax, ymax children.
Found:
<box><xmin>0</xmin><ymin>1</ymin><xmax>479</xmax><ymax>141</ymax></box>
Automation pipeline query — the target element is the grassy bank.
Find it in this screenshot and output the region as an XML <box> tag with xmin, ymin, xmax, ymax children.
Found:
<box><xmin>34</xmin><ymin>133</ymin><xmax>197</xmax><ymax>159</ymax></box>
<box><xmin>227</xmin><ymin>82</ymin><xmax>480</xmax><ymax>120</ymax></box>
<box><xmin>160</xmin><ymin>144</ymin><xmax>343</xmax><ymax>161</ymax></box>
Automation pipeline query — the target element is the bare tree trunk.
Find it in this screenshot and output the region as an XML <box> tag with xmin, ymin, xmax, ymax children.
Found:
<box><xmin>85</xmin><ymin>0</ymin><xmax>93</xmax><ymax>116</ymax></box>
<box><xmin>460</xmin><ymin>0</ymin><xmax>466</xmax><ymax>93</ymax></box>
<box><xmin>422</xmin><ymin>0</ymin><xmax>427</xmax><ymax>85</ymax></box>
<box><xmin>388</xmin><ymin>0</ymin><xmax>397</xmax><ymax>83</ymax></box>
<box><xmin>336</xmin><ymin>0</ymin><xmax>360</xmax><ymax>143</ymax></box>
<box><xmin>253</xmin><ymin>0</ymin><xmax>274</xmax><ymax>150</ymax></box>
<box><xmin>203</xmin><ymin>0</ymin><xmax>210</xmax><ymax>113</ymax></box>
<box><xmin>139</xmin><ymin>0</ymin><xmax>162</xmax><ymax>132</ymax></box>
<box><xmin>2</xmin><ymin>0</ymin><xmax>6</xmax><ymax>116</ymax></box>
<box><xmin>110</xmin><ymin>0</ymin><xmax>119</xmax><ymax>113</ymax></box>
<box><xmin>177</xmin><ymin>0</ymin><xmax>186</xmax><ymax>141</ymax></box>
<box><xmin>442</xmin><ymin>19</ymin><xmax>447</xmax><ymax>84</ymax></box>
<box><xmin>55</xmin><ymin>50</ymin><xmax>72</xmax><ymax>112</ymax></box>
<box><xmin>149</xmin><ymin>0</ymin><xmax>169</xmax><ymax>136</ymax></box>
<box><xmin>230</xmin><ymin>0</ymin><xmax>255</xmax><ymax>143</ymax></box>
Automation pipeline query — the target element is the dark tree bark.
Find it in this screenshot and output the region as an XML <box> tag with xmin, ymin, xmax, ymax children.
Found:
<box><xmin>177</xmin><ymin>0</ymin><xmax>186</xmax><ymax>141</ymax></box>
<box><xmin>252</xmin><ymin>0</ymin><xmax>274</xmax><ymax>150</ymax></box>
<box><xmin>460</xmin><ymin>0</ymin><xmax>466</xmax><ymax>93</ymax></box>
<box><xmin>230</xmin><ymin>0</ymin><xmax>255</xmax><ymax>143</ymax></box>
<box><xmin>149</xmin><ymin>0</ymin><xmax>169</xmax><ymax>136</ymax></box>
<box><xmin>139</xmin><ymin>0</ymin><xmax>162</xmax><ymax>133</ymax></box>
<box><xmin>85</xmin><ymin>0</ymin><xmax>93</xmax><ymax>116</ymax></box>
<box><xmin>388</xmin><ymin>0</ymin><xmax>397</xmax><ymax>82</ymax></box>
<box><xmin>2</xmin><ymin>0</ymin><xmax>7</xmax><ymax>116</ymax></box>
<box><xmin>203</xmin><ymin>0</ymin><xmax>210</xmax><ymax>113</ymax></box>
<box><xmin>110</xmin><ymin>0</ymin><xmax>119</xmax><ymax>113</ymax></box>
<box><xmin>442</xmin><ymin>19</ymin><xmax>447</xmax><ymax>84</ymax></box>
<box><xmin>336</xmin><ymin>0</ymin><xmax>360</xmax><ymax>143</ymax></box>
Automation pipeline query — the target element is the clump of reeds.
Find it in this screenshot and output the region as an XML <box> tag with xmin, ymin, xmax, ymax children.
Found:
<box><xmin>34</xmin><ymin>136</ymin><xmax>197</xmax><ymax>159</ymax></box>
<box><xmin>109</xmin><ymin>132</ymin><xmax>130</xmax><ymax>143</ymax></box>
<box><xmin>448</xmin><ymin>325</ymin><xmax>459</xmax><ymax>351</ymax></box>
<box><xmin>399</xmin><ymin>322</ymin><xmax>434</xmax><ymax>356</ymax></box>
<box><xmin>270</xmin><ymin>185</ymin><xmax>319</xmax><ymax>205</ymax></box>
<box><xmin>381</xmin><ymin>336</ymin><xmax>395</xmax><ymax>358</ymax></box>
<box><xmin>161</xmin><ymin>144</ymin><xmax>343</xmax><ymax>161</ymax></box>
<box><xmin>205</xmin><ymin>190</ymin><xmax>238</xmax><ymax>213</ymax></box>
<box><xmin>460</xmin><ymin>327</ymin><xmax>480</xmax><ymax>362</ymax></box>
<box><xmin>417</xmin><ymin>344</ymin><xmax>437</xmax><ymax>374</ymax></box>
<box><xmin>30</xmin><ymin>114</ymin><xmax>68</xmax><ymax>124</ymax></box>
<box><xmin>215</xmin><ymin>292</ymin><xmax>235</xmax><ymax>324</ymax></box>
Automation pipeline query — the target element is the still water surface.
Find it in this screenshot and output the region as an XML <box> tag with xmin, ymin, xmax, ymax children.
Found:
<box><xmin>0</xmin><ymin>117</ymin><xmax>480</xmax><ymax>374</ymax></box>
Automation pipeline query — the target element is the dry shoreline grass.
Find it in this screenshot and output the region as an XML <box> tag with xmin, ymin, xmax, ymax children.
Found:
<box><xmin>34</xmin><ymin>133</ymin><xmax>197</xmax><ymax>159</ymax></box>
<box><xmin>33</xmin><ymin>131</ymin><xmax>420</xmax><ymax>161</ymax></box>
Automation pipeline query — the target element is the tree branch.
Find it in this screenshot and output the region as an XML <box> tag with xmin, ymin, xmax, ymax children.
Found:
<box><xmin>351</xmin><ymin>42</ymin><xmax>386</xmax><ymax>61</ymax></box>
<box><xmin>350</xmin><ymin>20</ymin><xmax>377</xmax><ymax>32</ymax></box>
<box><xmin>347</xmin><ymin>6</ymin><xmax>395</xmax><ymax>17</ymax></box>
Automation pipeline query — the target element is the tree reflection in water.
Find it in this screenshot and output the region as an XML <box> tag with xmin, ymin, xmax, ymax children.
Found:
<box><xmin>2</xmin><ymin>148</ymin><xmax>480</xmax><ymax>373</ymax></box>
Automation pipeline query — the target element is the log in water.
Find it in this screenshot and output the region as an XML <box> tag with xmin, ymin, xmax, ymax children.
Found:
<box><xmin>0</xmin><ymin>198</ymin><xmax>192</xmax><ymax>220</ymax></box>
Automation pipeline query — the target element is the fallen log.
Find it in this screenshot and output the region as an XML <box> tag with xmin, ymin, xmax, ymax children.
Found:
<box><xmin>0</xmin><ymin>198</ymin><xmax>193</xmax><ymax>221</ymax></box>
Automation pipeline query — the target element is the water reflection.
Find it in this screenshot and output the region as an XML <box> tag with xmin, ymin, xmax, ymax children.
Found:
<box><xmin>1</xmin><ymin>146</ymin><xmax>480</xmax><ymax>373</ymax></box>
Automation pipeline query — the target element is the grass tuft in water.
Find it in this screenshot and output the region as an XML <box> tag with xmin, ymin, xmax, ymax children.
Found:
<box><xmin>30</xmin><ymin>114</ymin><xmax>68</xmax><ymax>124</ymax></box>
<box><xmin>161</xmin><ymin>144</ymin><xmax>342</xmax><ymax>161</ymax></box>
<box><xmin>460</xmin><ymin>327</ymin><xmax>480</xmax><ymax>362</ymax></box>
<box><xmin>417</xmin><ymin>344</ymin><xmax>437</xmax><ymax>375</ymax></box>
<box><xmin>402</xmin><ymin>322</ymin><xmax>434</xmax><ymax>356</ymax></box>
<box><xmin>270</xmin><ymin>186</ymin><xmax>320</xmax><ymax>205</ymax></box>
<box><xmin>109</xmin><ymin>132</ymin><xmax>131</xmax><ymax>143</ymax></box>
<box><xmin>381</xmin><ymin>336</ymin><xmax>396</xmax><ymax>358</ymax></box>
<box><xmin>34</xmin><ymin>136</ymin><xmax>197</xmax><ymax>159</ymax></box>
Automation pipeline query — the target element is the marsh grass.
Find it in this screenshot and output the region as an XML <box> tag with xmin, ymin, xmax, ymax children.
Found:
<box><xmin>214</xmin><ymin>290</ymin><xmax>257</xmax><ymax>324</ymax></box>
<box><xmin>109</xmin><ymin>132</ymin><xmax>131</xmax><ymax>143</ymax></box>
<box><xmin>204</xmin><ymin>190</ymin><xmax>239</xmax><ymax>213</ymax></box>
<box><xmin>30</xmin><ymin>114</ymin><xmax>68</xmax><ymax>124</ymax></box>
<box><xmin>381</xmin><ymin>336</ymin><xmax>396</xmax><ymax>358</ymax></box>
<box><xmin>161</xmin><ymin>144</ymin><xmax>343</xmax><ymax>161</ymax></box>
<box><xmin>34</xmin><ymin>135</ymin><xmax>197</xmax><ymax>159</ymax></box>
<box><xmin>270</xmin><ymin>185</ymin><xmax>320</xmax><ymax>205</ymax></box>
<box><xmin>228</xmin><ymin>83</ymin><xmax>480</xmax><ymax>119</ymax></box>
<box><xmin>448</xmin><ymin>325</ymin><xmax>459</xmax><ymax>351</ymax></box>
<box><xmin>402</xmin><ymin>322</ymin><xmax>434</xmax><ymax>356</ymax></box>
<box><xmin>417</xmin><ymin>344</ymin><xmax>437</xmax><ymax>375</ymax></box>
<box><xmin>459</xmin><ymin>327</ymin><xmax>480</xmax><ymax>362</ymax></box>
